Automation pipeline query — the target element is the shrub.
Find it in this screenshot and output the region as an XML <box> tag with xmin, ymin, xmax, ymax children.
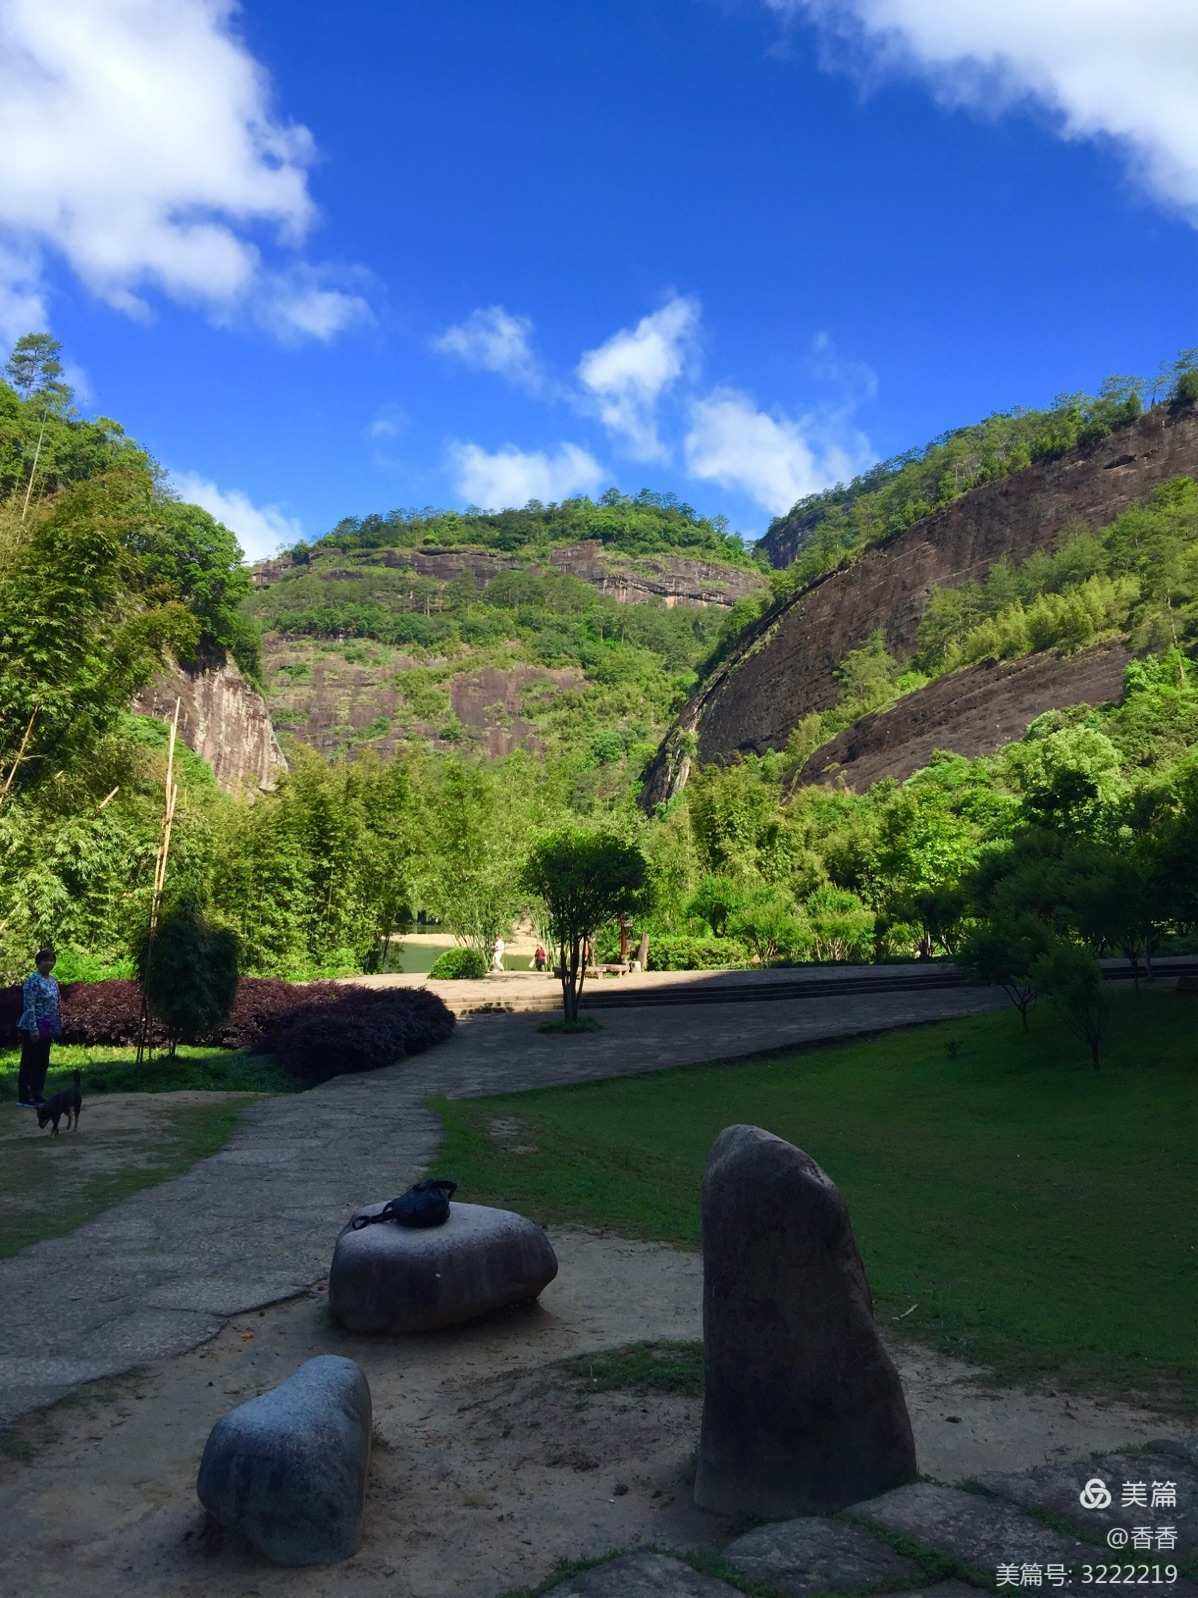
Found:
<box><xmin>1</xmin><ymin>979</ymin><xmax>151</xmax><ymax>1048</ymax></box>
<box><xmin>137</xmin><ymin>905</ymin><xmax>239</xmax><ymax>1054</ymax></box>
<box><xmin>428</xmin><ymin>946</ymin><xmax>488</xmax><ymax>980</ymax></box>
<box><xmin>646</xmin><ymin>934</ymin><xmax>752</xmax><ymax>971</ymax></box>
<box><xmin>212</xmin><ymin>979</ymin><xmax>350</xmax><ymax>1050</ymax></box>
<box><xmin>256</xmin><ymin>986</ymin><xmax>455</xmax><ymax>1083</ymax></box>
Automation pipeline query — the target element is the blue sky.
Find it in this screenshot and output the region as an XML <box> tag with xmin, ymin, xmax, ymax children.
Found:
<box><xmin>1</xmin><ymin>0</ymin><xmax>1195</xmax><ymax>557</ymax></box>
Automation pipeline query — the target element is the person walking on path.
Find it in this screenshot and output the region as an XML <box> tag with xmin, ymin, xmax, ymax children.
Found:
<box><xmin>17</xmin><ymin>947</ymin><xmax>61</xmax><ymax>1108</ymax></box>
<box><xmin>490</xmin><ymin>936</ymin><xmax>506</xmax><ymax>973</ymax></box>
<box><xmin>533</xmin><ymin>944</ymin><xmax>547</xmax><ymax>972</ymax></box>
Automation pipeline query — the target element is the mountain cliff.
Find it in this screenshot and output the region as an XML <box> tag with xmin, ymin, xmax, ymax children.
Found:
<box><xmin>248</xmin><ymin>499</ymin><xmax>767</xmax><ymax>767</ymax></box>
<box><xmin>133</xmin><ymin>656</ymin><xmax>287</xmax><ymax>792</ymax></box>
<box><xmin>643</xmin><ymin>402</ymin><xmax>1198</xmax><ymax>805</ymax></box>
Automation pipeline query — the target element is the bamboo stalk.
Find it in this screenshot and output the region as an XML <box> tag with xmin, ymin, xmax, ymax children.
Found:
<box><xmin>96</xmin><ymin>786</ymin><xmax>119</xmax><ymax>812</ymax></box>
<box><xmin>0</xmin><ymin>707</ymin><xmax>38</xmax><ymax>809</ymax></box>
<box><xmin>136</xmin><ymin>700</ymin><xmax>181</xmax><ymax>1064</ymax></box>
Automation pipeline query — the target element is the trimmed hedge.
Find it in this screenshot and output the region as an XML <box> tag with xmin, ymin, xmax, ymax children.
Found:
<box><xmin>646</xmin><ymin>934</ymin><xmax>752</xmax><ymax>972</ymax></box>
<box><xmin>258</xmin><ymin>987</ymin><xmax>455</xmax><ymax>1083</ymax></box>
<box><xmin>428</xmin><ymin>946</ymin><xmax>488</xmax><ymax>980</ymax></box>
<box><xmin>0</xmin><ymin>978</ymin><xmax>455</xmax><ymax>1083</ymax></box>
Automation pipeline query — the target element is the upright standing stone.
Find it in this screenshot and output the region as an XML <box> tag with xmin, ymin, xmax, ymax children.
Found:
<box><xmin>694</xmin><ymin>1124</ymin><xmax>916</xmax><ymax>1518</ymax></box>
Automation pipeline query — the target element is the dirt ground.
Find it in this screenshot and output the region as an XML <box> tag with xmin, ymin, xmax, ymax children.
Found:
<box><xmin>0</xmin><ymin>1228</ymin><xmax>1180</xmax><ymax>1598</ymax></box>
<box><xmin>0</xmin><ymin>1092</ymin><xmax>257</xmax><ymax>1256</ymax></box>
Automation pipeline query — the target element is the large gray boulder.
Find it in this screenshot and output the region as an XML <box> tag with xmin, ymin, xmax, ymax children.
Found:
<box><xmin>196</xmin><ymin>1355</ymin><xmax>371</xmax><ymax>1565</ymax></box>
<box><xmin>329</xmin><ymin>1200</ymin><xmax>558</xmax><ymax>1332</ymax></box>
<box><xmin>694</xmin><ymin>1124</ymin><xmax>916</xmax><ymax>1518</ymax></box>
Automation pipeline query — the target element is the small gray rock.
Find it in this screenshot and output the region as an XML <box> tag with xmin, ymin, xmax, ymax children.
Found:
<box><xmin>329</xmin><ymin>1200</ymin><xmax>558</xmax><ymax>1332</ymax></box>
<box><xmin>694</xmin><ymin>1124</ymin><xmax>916</xmax><ymax>1518</ymax></box>
<box><xmin>196</xmin><ymin>1355</ymin><xmax>370</xmax><ymax>1566</ymax></box>
<box><xmin>544</xmin><ymin>1551</ymin><xmax>741</xmax><ymax>1595</ymax></box>
<box><xmin>724</xmin><ymin>1517</ymin><xmax>921</xmax><ymax>1595</ymax></box>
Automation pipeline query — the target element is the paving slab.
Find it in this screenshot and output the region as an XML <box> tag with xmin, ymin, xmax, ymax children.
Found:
<box><xmin>972</xmin><ymin>1444</ymin><xmax>1198</xmax><ymax>1556</ymax></box>
<box><xmin>543</xmin><ymin>1551</ymin><xmax>740</xmax><ymax>1596</ymax></box>
<box><xmin>724</xmin><ymin>1516</ymin><xmax>922</xmax><ymax>1594</ymax></box>
<box><xmin>846</xmin><ymin>1482</ymin><xmax>1102</xmax><ymax>1584</ymax></box>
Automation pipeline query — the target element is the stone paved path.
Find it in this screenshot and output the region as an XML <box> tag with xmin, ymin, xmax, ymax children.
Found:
<box><xmin>0</xmin><ymin>981</ymin><xmax>1007</xmax><ymax>1428</ymax></box>
<box><xmin>544</xmin><ymin>1434</ymin><xmax>1198</xmax><ymax>1595</ymax></box>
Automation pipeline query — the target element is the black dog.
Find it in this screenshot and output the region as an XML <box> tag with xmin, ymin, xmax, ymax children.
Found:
<box><xmin>37</xmin><ymin>1070</ymin><xmax>82</xmax><ymax>1136</ymax></box>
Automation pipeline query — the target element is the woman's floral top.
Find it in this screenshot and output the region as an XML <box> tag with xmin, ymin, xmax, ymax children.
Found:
<box><xmin>18</xmin><ymin>972</ymin><xmax>61</xmax><ymax>1038</ymax></box>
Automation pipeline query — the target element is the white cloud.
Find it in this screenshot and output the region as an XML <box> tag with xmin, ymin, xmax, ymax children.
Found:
<box><xmin>0</xmin><ymin>0</ymin><xmax>369</xmax><ymax>338</ymax></box>
<box><xmin>447</xmin><ymin>441</ymin><xmax>605</xmax><ymax>510</ymax></box>
<box><xmin>577</xmin><ymin>295</ymin><xmax>700</xmax><ymax>462</ymax></box>
<box><xmin>434</xmin><ymin>306</ymin><xmax>542</xmax><ymax>391</ymax></box>
<box><xmin>684</xmin><ymin>386</ymin><xmax>872</xmax><ymax>515</ymax></box>
<box><xmin>764</xmin><ymin>0</ymin><xmax>1198</xmax><ymax>221</ymax></box>
<box><xmin>0</xmin><ymin>239</ymin><xmax>47</xmax><ymax>346</ymax></box>
<box><xmin>366</xmin><ymin>404</ymin><xmax>408</xmax><ymax>441</ymax></box>
<box><xmin>171</xmin><ymin>469</ymin><xmax>303</xmax><ymax>562</ymax></box>
<box><xmin>254</xmin><ymin>269</ymin><xmax>373</xmax><ymax>344</ymax></box>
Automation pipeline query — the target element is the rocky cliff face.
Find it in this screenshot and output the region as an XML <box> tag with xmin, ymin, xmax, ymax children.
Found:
<box><xmin>134</xmin><ymin>658</ymin><xmax>287</xmax><ymax>793</ymax></box>
<box><xmin>794</xmin><ymin>643</ymin><xmax>1131</xmax><ymax>793</ymax></box>
<box><xmin>262</xmin><ymin>634</ymin><xmax>585</xmax><ymax>761</ymax></box>
<box><xmin>252</xmin><ymin>541</ymin><xmax>765</xmax><ymax>609</ymax></box>
<box><xmin>643</xmin><ymin>404</ymin><xmax>1198</xmax><ymax>804</ymax></box>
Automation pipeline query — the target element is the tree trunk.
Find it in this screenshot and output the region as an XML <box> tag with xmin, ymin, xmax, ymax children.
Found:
<box><xmin>638</xmin><ymin>930</ymin><xmax>649</xmax><ymax>971</ymax></box>
<box><xmin>618</xmin><ymin>916</ymin><xmax>629</xmax><ymax>963</ymax></box>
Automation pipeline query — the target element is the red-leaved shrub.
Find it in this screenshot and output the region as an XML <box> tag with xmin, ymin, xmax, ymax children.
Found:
<box><xmin>257</xmin><ymin>987</ymin><xmax>455</xmax><ymax>1084</ymax></box>
<box><xmin>1</xmin><ymin>978</ymin><xmax>454</xmax><ymax>1082</ymax></box>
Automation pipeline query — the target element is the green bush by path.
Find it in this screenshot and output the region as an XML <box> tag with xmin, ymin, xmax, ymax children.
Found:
<box><xmin>433</xmin><ymin>990</ymin><xmax>1196</xmax><ymax>1409</ymax></box>
<box><xmin>428</xmin><ymin>946</ymin><xmax>489</xmax><ymax>979</ymax></box>
<box><xmin>0</xmin><ymin>1044</ymin><xmax>297</xmax><ymax>1098</ymax></box>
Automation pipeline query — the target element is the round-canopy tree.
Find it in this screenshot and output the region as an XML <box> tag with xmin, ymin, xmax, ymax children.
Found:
<box><xmin>521</xmin><ymin>830</ymin><xmax>650</xmax><ymax>1022</ymax></box>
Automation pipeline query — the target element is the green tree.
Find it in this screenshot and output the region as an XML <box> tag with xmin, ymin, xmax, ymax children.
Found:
<box><xmin>1032</xmin><ymin>938</ymin><xmax>1107</xmax><ymax>1069</ymax></box>
<box><xmin>421</xmin><ymin>761</ymin><xmax>523</xmax><ymax>962</ymax></box>
<box><xmin>686</xmin><ymin>873</ymin><xmax>741</xmax><ymax>937</ymax></box>
<box><xmin>137</xmin><ymin>901</ymin><xmax>239</xmax><ymax>1056</ymax></box>
<box><xmin>729</xmin><ymin>886</ymin><xmax>805</xmax><ymax>966</ymax></box>
<box><xmin>959</xmin><ymin>914</ymin><xmax>1050</xmax><ymax>1031</ymax></box>
<box><xmin>4</xmin><ymin>333</ymin><xmax>70</xmax><ymax>408</ymax></box>
<box><xmin>521</xmin><ymin>829</ymin><xmax>649</xmax><ymax>1021</ymax></box>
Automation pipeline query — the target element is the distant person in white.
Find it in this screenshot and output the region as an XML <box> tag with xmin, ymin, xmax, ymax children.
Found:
<box><xmin>491</xmin><ymin>937</ymin><xmax>505</xmax><ymax>972</ymax></box>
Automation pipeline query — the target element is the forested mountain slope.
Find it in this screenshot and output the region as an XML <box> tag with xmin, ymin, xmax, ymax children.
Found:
<box><xmin>644</xmin><ymin>399</ymin><xmax>1198</xmax><ymax>805</ymax></box>
<box><xmin>247</xmin><ymin>496</ymin><xmax>767</xmax><ymax>775</ymax></box>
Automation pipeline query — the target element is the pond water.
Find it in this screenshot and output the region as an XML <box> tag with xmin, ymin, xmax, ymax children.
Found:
<box><xmin>382</xmin><ymin>940</ymin><xmax>534</xmax><ymax>975</ymax></box>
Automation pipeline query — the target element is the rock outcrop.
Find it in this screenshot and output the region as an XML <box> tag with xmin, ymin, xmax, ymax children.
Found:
<box><xmin>134</xmin><ymin>656</ymin><xmax>286</xmax><ymax>793</ymax></box>
<box><xmin>253</xmin><ymin>541</ymin><xmax>765</xmax><ymax>610</ymax></box>
<box><xmin>794</xmin><ymin>643</ymin><xmax>1132</xmax><ymax>792</ymax></box>
<box><xmin>644</xmin><ymin>404</ymin><xmax>1198</xmax><ymax>804</ymax></box>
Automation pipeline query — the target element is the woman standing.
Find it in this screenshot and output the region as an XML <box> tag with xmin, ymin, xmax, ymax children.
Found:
<box><xmin>17</xmin><ymin>947</ymin><xmax>60</xmax><ymax>1108</ymax></box>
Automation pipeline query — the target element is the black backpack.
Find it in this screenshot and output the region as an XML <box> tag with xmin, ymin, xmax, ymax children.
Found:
<box><xmin>350</xmin><ymin>1178</ymin><xmax>458</xmax><ymax>1231</ymax></box>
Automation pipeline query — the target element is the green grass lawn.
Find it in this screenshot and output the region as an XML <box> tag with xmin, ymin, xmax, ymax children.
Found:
<box><xmin>434</xmin><ymin>989</ymin><xmax>1197</xmax><ymax>1411</ymax></box>
<box><xmin>0</xmin><ymin>1043</ymin><xmax>296</xmax><ymax>1100</ymax></box>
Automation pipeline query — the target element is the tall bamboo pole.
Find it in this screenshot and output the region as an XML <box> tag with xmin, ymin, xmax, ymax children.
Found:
<box><xmin>0</xmin><ymin>707</ymin><xmax>37</xmax><ymax>811</ymax></box>
<box><xmin>136</xmin><ymin>700</ymin><xmax>181</xmax><ymax>1064</ymax></box>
